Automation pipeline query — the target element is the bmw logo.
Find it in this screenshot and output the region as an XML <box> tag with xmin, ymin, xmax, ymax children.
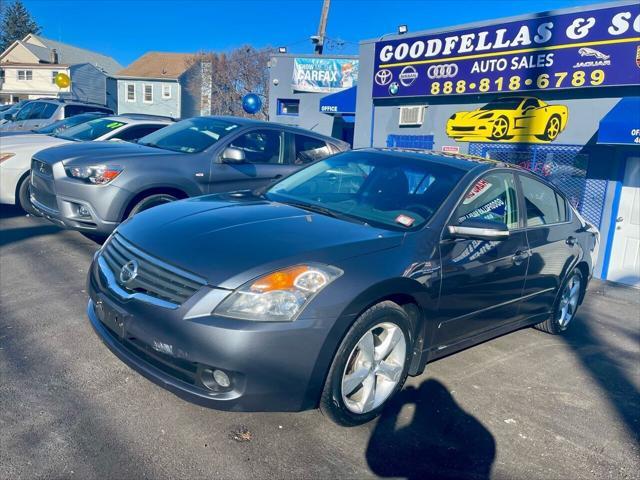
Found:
<box><xmin>388</xmin><ymin>82</ymin><xmax>399</xmax><ymax>95</ymax></box>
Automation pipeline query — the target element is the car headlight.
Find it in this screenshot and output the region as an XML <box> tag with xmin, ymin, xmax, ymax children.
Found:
<box><xmin>478</xmin><ymin>113</ymin><xmax>494</xmax><ymax>120</ymax></box>
<box><xmin>214</xmin><ymin>264</ymin><xmax>343</xmax><ymax>321</ymax></box>
<box><xmin>66</xmin><ymin>165</ymin><xmax>123</xmax><ymax>185</ymax></box>
<box><xmin>0</xmin><ymin>153</ymin><xmax>15</xmax><ymax>163</ymax></box>
<box><xmin>449</xmin><ymin>114</ymin><xmax>457</xmax><ymax>120</ymax></box>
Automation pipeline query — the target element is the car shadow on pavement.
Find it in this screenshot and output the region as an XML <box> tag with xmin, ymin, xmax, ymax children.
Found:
<box><xmin>366</xmin><ymin>379</ymin><xmax>495</xmax><ymax>480</ymax></box>
<box><xmin>561</xmin><ymin>303</ymin><xmax>640</xmax><ymax>445</ymax></box>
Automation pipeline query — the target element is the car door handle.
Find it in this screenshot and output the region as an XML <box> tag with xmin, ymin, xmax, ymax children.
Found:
<box><xmin>512</xmin><ymin>250</ymin><xmax>530</xmax><ymax>265</ymax></box>
<box><xmin>566</xmin><ymin>236</ymin><xmax>577</xmax><ymax>246</ymax></box>
<box><xmin>273</xmin><ymin>174</ymin><xmax>283</xmax><ymax>180</ymax></box>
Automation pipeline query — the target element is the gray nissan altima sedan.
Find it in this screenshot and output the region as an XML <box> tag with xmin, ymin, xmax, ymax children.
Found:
<box><xmin>29</xmin><ymin>116</ymin><xmax>348</xmax><ymax>235</ymax></box>
<box><xmin>86</xmin><ymin>148</ymin><xmax>599</xmax><ymax>426</ymax></box>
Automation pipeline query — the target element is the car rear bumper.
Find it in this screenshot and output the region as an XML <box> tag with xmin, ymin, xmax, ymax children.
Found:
<box><xmin>86</xmin><ymin>255</ymin><xmax>330</xmax><ymax>412</ymax></box>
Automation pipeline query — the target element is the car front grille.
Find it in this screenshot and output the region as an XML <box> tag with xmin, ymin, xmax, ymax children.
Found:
<box><xmin>100</xmin><ymin>234</ymin><xmax>206</xmax><ymax>305</ymax></box>
<box><xmin>32</xmin><ymin>158</ymin><xmax>53</xmax><ymax>177</ymax></box>
<box><xmin>451</xmin><ymin>126</ymin><xmax>476</xmax><ymax>132</ymax></box>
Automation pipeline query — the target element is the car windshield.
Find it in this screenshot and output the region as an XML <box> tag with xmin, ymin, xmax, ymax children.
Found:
<box><xmin>137</xmin><ymin>117</ymin><xmax>240</xmax><ymax>153</ymax></box>
<box><xmin>479</xmin><ymin>98</ymin><xmax>523</xmax><ymax>110</ymax></box>
<box><xmin>55</xmin><ymin>118</ymin><xmax>128</xmax><ymax>141</ymax></box>
<box><xmin>266</xmin><ymin>151</ymin><xmax>465</xmax><ymax>230</ymax></box>
<box><xmin>35</xmin><ymin>113</ymin><xmax>103</xmax><ymax>135</ymax></box>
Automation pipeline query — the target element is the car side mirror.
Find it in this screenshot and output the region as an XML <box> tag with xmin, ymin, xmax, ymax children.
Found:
<box><xmin>222</xmin><ymin>147</ymin><xmax>245</xmax><ymax>163</ymax></box>
<box><xmin>448</xmin><ymin>218</ymin><xmax>509</xmax><ymax>241</ymax></box>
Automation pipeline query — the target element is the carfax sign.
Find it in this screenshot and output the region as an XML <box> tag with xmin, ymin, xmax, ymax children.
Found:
<box><xmin>293</xmin><ymin>58</ymin><xmax>359</xmax><ymax>93</ymax></box>
<box><xmin>372</xmin><ymin>3</ymin><xmax>640</xmax><ymax>98</ymax></box>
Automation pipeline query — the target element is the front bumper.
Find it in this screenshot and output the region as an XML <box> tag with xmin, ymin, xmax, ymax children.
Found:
<box><xmin>86</xmin><ymin>255</ymin><xmax>332</xmax><ymax>412</ymax></box>
<box><xmin>29</xmin><ymin>163</ymin><xmax>126</xmax><ymax>235</ymax></box>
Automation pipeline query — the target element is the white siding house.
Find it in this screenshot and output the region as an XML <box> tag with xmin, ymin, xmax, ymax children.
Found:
<box><xmin>0</xmin><ymin>34</ymin><xmax>122</xmax><ymax>109</ymax></box>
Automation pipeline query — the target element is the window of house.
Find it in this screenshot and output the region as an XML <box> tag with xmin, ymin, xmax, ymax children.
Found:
<box><xmin>519</xmin><ymin>174</ymin><xmax>563</xmax><ymax>227</ymax></box>
<box><xmin>126</xmin><ymin>83</ymin><xmax>135</xmax><ymax>102</ymax></box>
<box><xmin>51</xmin><ymin>71</ymin><xmax>59</xmax><ymax>84</ymax></box>
<box><xmin>162</xmin><ymin>84</ymin><xmax>171</xmax><ymax>99</ymax></box>
<box><xmin>277</xmin><ymin>99</ymin><xmax>299</xmax><ymax>116</ymax></box>
<box><xmin>18</xmin><ymin>70</ymin><xmax>33</xmax><ymax>81</ymax></box>
<box><xmin>143</xmin><ymin>84</ymin><xmax>153</xmax><ymax>103</ymax></box>
<box><xmin>0</xmin><ymin>69</ymin><xmax>5</xmax><ymax>81</ymax></box>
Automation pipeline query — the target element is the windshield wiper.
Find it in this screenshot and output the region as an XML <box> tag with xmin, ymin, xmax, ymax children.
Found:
<box><xmin>286</xmin><ymin>201</ymin><xmax>366</xmax><ymax>224</ymax></box>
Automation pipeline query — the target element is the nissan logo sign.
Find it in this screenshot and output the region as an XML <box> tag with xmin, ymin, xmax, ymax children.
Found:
<box><xmin>398</xmin><ymin>66</ymin><xmax>418</xmax><ymax>87</ymax></box>
<box><xmin>375</xmin><ymin>69</ymin><xmax>393</xmax><ymax>86</ymax></box>
<box><xmin>426</xmin><ymin>63</ymin><xmax>459</xmax><ymax>79</ymax></box>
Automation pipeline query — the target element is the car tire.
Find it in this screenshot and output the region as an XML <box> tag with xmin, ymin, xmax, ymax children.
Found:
<box><xmin>319</xmin><ymin>301</ymin><xmax>413</xmax><ymax>426</ymax></box>
<box><xmin>539</xmin><ymin>115</ymin><xmax>562</xmax><ymax>141</ymax></box>
<box><xmin>535</xmin><ymin>268</ymin><xmax>583</xmax><ymax>334</ymax></box>
<box><xmin>127</xmin><ymin>193</ymin><xmax>178</xmax><ymax>218</ymax></box>
<box><xmin>490</xmin><ymin>116</ymin><xmax>510</xmax><ymax>140</ymax></box>
<box><xmin>17</xmin><ymin>174</ymin><xmax>40</xmax><ymax>217</ymax></box>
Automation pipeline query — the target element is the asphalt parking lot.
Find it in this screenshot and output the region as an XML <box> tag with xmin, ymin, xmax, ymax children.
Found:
<box><xmin>1</xmin><ymin>205</ymin><xmax>638</xmax><ymax>480</ymax></box>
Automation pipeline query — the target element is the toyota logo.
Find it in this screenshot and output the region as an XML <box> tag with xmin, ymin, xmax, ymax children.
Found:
<box><xmin>426</xmin><ymin>63</ymin><xmax>459</xmax><ymax>79</ymax></box>
<box><xmin>375</xmin><ymin>69</ymin><xmax>393</xmax><ymax>86</ymax></box>
<box><xmin>399</xmin><ymin>66</ymin><xmax>418</xmax><ymax>87</ymax></box>
<box><xmin>119</xmin><ymin>259</ymin><xmax>139</xmax><ymax>285</ymax></box>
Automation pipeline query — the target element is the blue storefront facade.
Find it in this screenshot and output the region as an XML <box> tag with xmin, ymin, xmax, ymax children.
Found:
<box><xmin>353</xmin><ymin>1</ymin><xmax>640</xmax><ymax>285</ymax></box>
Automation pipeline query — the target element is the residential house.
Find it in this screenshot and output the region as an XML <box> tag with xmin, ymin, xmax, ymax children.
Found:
<box><xmin>116</xmin><ymin>52</ymin><xmax>205</xmax><ymax>119</ymax></box>
<box><xmin>0</xmin><ymin>34</ymin><xmax>122</xmax><ymax>109</ymax></box>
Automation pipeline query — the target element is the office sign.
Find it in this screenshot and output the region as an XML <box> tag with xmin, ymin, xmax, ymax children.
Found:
<box><xmin>293</xmin><ymin>58</ymin><xmax>359</xmax><ymax>93</ymax></box>
<box><xmin>372</xmin><ymin>3</ymin><xmax>640</xmax><ymax>98</ymax></box>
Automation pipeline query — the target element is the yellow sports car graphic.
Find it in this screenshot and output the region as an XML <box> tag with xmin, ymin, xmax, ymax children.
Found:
<box><xmin>446</xmin><ymin>97</ymin><xmax>568</xmax><ymax>143</ymax></box>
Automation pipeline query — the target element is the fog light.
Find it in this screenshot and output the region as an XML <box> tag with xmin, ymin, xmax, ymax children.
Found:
<box><xmin>78</xmin><ymin>205</ymin><xmax>91</xmax><ymax>217</ymax></box>
<box><xmin>213</xmin><ymin>369</ymin><xmax>231</xmax><ymax>388</ymax></box>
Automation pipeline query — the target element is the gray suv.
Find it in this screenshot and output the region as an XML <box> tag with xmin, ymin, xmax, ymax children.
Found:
<box><xmin>30</xmin><ymin>116</ymin><xmax>349</xmax><ymax>235</ymax></box>
<box><xmin>0</xmin><ymin>99</ymin><xmax>113</xmax><ymax>132</ymax></box>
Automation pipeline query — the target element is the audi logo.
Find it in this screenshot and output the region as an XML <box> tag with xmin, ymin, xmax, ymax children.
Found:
<box><xmin>426</xmin><ymin>63</ymin><xmax>459</xmax><ymax>79</ymax></box>
<box><xmin>375</xmin><ymin>69</ymin><xmax>393</xmax><ymax>86</ymax></box>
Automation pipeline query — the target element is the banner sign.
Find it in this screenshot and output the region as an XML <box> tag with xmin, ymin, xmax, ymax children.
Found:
<box><xmin>293</xmin><ymin>58</ymin><xmax>359</xmax><ymax>93</ymax></box>
<box><xmin>372</xmin><ymin>3</ymin><xmax>640</xmax><ymax>98</ymax></box>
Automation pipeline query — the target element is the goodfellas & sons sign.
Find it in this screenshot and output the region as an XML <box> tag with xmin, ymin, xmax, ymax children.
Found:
<box><xmin>372</xmin><ymin>3</ymin><xmax>640</xmax><ymax>98</ymax></box>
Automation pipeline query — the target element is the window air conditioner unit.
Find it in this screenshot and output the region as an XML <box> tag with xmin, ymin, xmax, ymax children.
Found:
<box><xmin>399</xmin><ymin>106</ymin><xmax>425</xmax><ymax>126</ymax></box>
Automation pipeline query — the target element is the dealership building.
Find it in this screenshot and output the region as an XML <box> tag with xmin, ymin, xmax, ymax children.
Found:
<box><xmin>346</xmin><ymin>1</ymin><xmax>638</xmax><ymax>286</ymax></box>
<box><xmin>268</xmin><ymin>53</ymin><xmax>359</xmax><ymax>145</ymax></box>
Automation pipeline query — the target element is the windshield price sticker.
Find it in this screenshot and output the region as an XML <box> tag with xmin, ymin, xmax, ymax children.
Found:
<box><xmin>372</xmin><ymin>3</ymin><xmax>640</xmax><ymax>98</ymax></box>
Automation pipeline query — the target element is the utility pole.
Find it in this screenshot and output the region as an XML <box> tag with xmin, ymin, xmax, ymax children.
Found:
<box><xmin>312</xmin><ymin>0</ymin><xmax>331</xmax><ymax>55</ymax></box>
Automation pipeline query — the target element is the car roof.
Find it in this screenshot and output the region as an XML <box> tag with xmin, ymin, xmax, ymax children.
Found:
<box><xmin>196</xmin><ymin>115</ymin><xmax>347</xmax><ymax>144</ymax></box>
<box><xmin>100</xmin><ymin>115</ymin><xmax>173</xmax><ymax>125</ymax></box>
<box><xmin>354</xmin><ymin>147</ymin><xmax>521</xmax><ymax>172</ymax></box>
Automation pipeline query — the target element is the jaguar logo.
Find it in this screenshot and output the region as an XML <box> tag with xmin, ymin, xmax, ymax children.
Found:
<box><xmin>119</xmin><ymin>259</ymin><xmax>139</xmax><ymax>285</ymax></box>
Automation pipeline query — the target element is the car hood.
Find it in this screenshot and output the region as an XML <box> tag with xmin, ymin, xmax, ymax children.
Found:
<box><xmin>32</xmin><ymin>141</ymin><xmax>177</xmax><ymax>166</ymax></box>
<box><xmin>115</xmin><ymin>194</ymin><xmax>404</xmax><ymax>289</ymax></box>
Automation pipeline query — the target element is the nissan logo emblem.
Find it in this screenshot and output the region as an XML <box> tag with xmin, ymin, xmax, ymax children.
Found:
<box><xmin>399</xmin><ymin>66</ymin><xmax>418</xmax><ymax>87</ymax></box>
<box><xmin>119</xmin><ymin>259</ymin><xmax>139</xmax><ymax>285</ymax></box>
<box><xmin>426</xmin><ymin>63</ymin><xmax>459</xmax><ymax>79</ymax></box>
<box><xmin>375</xmin><ymin>69</ymin><xmax>393</xmax><ymax>86</ymax></box>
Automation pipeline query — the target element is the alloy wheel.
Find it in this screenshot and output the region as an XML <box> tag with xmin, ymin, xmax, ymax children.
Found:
<box><xmin>557</xmin><ymin>274</ymin><xmax>581</xmax><ymax>328</ymax></box>
<box><xmin>546</xmin><ymin>117</ymin><xmax>560</xmax><ymax>140</ymax></box>
<box><xmin>341</xmin><ymin>322</ymin><xmax>407</xmax><ymax>414</ymax></box>
<box><xmin>491</xmin><ymin>117</ymin><xmax>508</xmax><ymax>139</ymax></box>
